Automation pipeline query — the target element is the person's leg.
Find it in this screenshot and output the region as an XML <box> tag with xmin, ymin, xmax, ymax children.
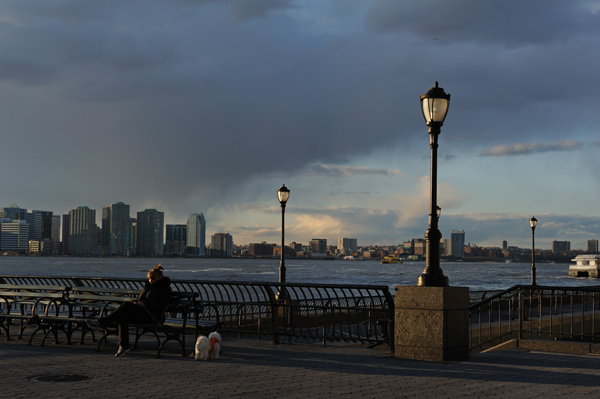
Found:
<box><xmin>101</xmin><ymin>302</ymin><xmax>153</xmax><ymax>349</ymax></box>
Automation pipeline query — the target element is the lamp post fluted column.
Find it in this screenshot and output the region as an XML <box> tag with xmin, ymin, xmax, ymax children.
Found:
<box><xmin>417</xmin><ymin>82</ymin><xmax>450</xmax><ymax>287</ymax></box>
<box><xmin>276</xmin><ymin>184</ymin><xmax>290</xmax><ymax>300</ymax></box>
<box><xmin>530</xmin><ymin>216</ymin><xmax>537</xmax><ymax>285</ymax></box>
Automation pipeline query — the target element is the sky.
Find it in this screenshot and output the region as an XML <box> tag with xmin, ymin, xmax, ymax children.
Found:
<box><xmin>1</xmin><ymin>0</ymin><xmax>599</xmax><ymax>250</ymax></box>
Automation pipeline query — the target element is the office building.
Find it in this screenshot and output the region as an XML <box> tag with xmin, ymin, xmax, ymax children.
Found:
<box><xmin>0</xmin><ymin>204</ymin><xmax>27</xmax><ymax>221</ymax></box>
<box><xmin>69</xmin><ymin>206</ymin><xmax>97</xmax><ymax>256</ymax></box>
<box><xmin>211</xmin><ymin>232</ymin><xmax>233</xmax><ymax>257</ymax></box>
<box><xmin>0</xmin><ymin>219</ymin><xmax>29</xmax><ymax>252</ymax></box>
<box><xmin>588</xmin><ymin>239</ymin><xmax>599</xmax><ymax>254</ymax></box>
<box><xmin>249</xmin><ymin>242</ymin><xmax>276</xmax><ymax>257</ymax></box>
<box><xmin>101</xmin><ymin>207</ymin><xmax>111</xmax><ymax>247</ymax></box>
<box><xmin>186</xmin><ymin>213</ymin><xmax>206</xmax><ymax>256</ymax></box>
<box><xmin>552</xmin><ymin>240</ymin><xmax>571</xmax><ymax>253</ymax></box>
<box><xmin>166</xmin><ymin>224</ymin><xmax>186</xmax><ymax>256</ymax></box>
<box><xmin>412</xmin><ymin>238</ymin><xmax>426</xmax><ymax>255</ymax></box>
<box><xmin>310</xmin><ymin>239</ymin><xmax>327</xmax><ymax>256</ymax></box>
<box><xmin>441</xmin><ymin>238</ymin><xmax>451</xmax><ymax>255</ymax></box>
<box><xmin>51</xmin><ymin>215</ymin><xmax>61</xmax><ymax>242</ymax></box>
<box><xmin>137</xmin><ymin>209</ymin><xmax>164</xmax><ymax>257</ymax></box>
<box><xmin>108</xmin><ymin>202</ymin><xmax>130</xmax><ymax>256</ymax></box>
<box><xmin>62</xmin><ymin>214</ymin><xmax>71</xmax><ymax>255</ymax></box>
<box><xmin>450</xmin><ymin>230</ymin><xmax>465</xmax><ymax>257</ymax></box>
<box><xmin>337</xmin><ymin>237</ymin><xmax>358</xmax><ymax>255</ymax></box>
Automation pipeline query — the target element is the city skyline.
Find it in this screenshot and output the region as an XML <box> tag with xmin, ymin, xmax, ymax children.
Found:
<box><xmin>0</xmin><ymin>2</ymin><xmax>598</xmax><ymax>250</ymax></box>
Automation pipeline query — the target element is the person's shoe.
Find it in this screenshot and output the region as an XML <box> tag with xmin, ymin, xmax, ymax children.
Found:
<box><xmin>115</xmin><ymin>346</ymin><xmax>131</xmax><ymax>357</ymax></box>
<box><xmin>86</xmin><ymin>319</ymin><xmax>105</xmax><ymax>332</ymax></box>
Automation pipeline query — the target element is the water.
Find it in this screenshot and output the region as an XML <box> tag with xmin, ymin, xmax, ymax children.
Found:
<box><xmin>0</xmin><ymin>257</ymin><xmax>596</xmax><ymax>293</ymax></box>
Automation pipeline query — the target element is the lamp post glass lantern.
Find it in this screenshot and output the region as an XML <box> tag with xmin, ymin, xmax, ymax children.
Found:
<box><xmin>418</xmin><ymin>82</ymin><xmax>450</xmax><ymax>287</ymax></box>
<box><xmin>277</xmin><ymin>184</ymin><xmax>290</xmax><ymax>298</ymax></box>
<box><xmin>530</xmin><ymin>216</ymin><xmax>537</xmax><ymax>285</ymax></box>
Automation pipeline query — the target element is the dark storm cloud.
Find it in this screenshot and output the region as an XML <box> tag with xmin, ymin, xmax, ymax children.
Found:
<box><xmin>225</xmin><ymin>0</ymin><xmax>296</xmax><ymax>21</ymax></box>
<box><xmin>365</xmin><ymin>0</ymin><xmax>600</xmax><ymax>47</ymax></box>
<box><xmin>0</xmin><ymin>0</ymin><xmax>598</xmax><ymax>229</ymax></box>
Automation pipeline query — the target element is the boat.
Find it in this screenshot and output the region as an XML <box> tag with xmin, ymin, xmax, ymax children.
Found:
<box><xmin>381</xmin><ymin>256</ymin><xmax>403</xmax><ymax>264</ymax></box>
<box><xmin>569</xmin><ymin>255</ymin><xmax>600</xmax><ymax>277</ymax></box>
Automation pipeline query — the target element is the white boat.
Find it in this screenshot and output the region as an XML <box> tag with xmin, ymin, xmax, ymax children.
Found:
<box><xmin>569</xmin><ymin>255</ymin><xmax>600</xmax><ymax>277</ymax></box>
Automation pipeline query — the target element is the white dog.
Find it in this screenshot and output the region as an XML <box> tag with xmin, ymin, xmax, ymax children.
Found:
<box><xmin>194</xmin><ymin>332</ymin><xmax>221</xmax><ymax>361</ymax></box>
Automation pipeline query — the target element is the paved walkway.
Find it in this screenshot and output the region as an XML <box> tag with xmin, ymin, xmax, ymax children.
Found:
<box><xmin>1</xmin><ymin>331</ymin><xmax>600</xmax><ymax>398</ymax></box>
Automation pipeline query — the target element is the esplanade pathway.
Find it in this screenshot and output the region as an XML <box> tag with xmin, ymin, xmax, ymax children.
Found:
<box><xmin>1</xmin><ymin>334</ymin><xmax>599</xmax><ymax>398</ymax></box>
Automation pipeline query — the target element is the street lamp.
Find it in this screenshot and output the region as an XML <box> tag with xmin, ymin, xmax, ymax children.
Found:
<box><xmin>277</xmin><ymin>184</ymin><xmax>290</xmax><ymax>299</ymax></box>
<box><xmin>418</xmin><ymin>82</ymin><xmax>450</xmax><ymax>287</ymax></box>
<box><xmin>530</xmin><ymin>216</ymin><xmax>537</xmax><ymax>285</ymax></box>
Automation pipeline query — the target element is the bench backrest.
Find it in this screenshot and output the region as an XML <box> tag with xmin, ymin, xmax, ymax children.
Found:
<box><xmin>0</xmin><ymin>284</ymin><xmax>69</xmax><ymax>299</ymax></box>
<box><xmin>69</xmin><ymin>286</ymin><xmax>141</xmax><ymax>303</ymax></box>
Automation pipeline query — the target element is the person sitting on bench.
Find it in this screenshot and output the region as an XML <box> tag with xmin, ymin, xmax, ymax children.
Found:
<box><xmin>87</xmin><ymin>264</ymin><xmax>172</xmax><ymax>357</ymax></box>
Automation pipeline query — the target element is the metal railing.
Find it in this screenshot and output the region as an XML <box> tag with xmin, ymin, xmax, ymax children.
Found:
<box><xmin>469</xmin><ymin>285</ymin><xmax>600</xmax><ymax>353</ymax></box>
<box><xmin>0</xmin><ymin>275</ymin><xmax>394</xmax><ymax>349</ymax></box>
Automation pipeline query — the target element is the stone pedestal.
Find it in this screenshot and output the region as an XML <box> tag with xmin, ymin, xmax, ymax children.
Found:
<box><xmin>394</xmin><ymin>286</ymin><xmax>469</xmax><ymax>362</ymax></box>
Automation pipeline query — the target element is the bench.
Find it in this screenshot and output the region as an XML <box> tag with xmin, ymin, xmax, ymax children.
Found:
<box><xmin>96</xmin><ymin>291</ymin><xmax>220</xmax><ymax>357</ymax></box>
<box><xmin>0</xmin><ymin>284</ymin><xmax>70</xmax><ymax>342</ymax></box>
<box><xmin>0</xmin><ymin>283</ymin><xmax>221</xmax><ymax>356</ymax></box>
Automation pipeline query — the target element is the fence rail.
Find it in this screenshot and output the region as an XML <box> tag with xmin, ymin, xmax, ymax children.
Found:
<box><xmin>469</xmin><ymin>285</ymin><xmax>600</xmax><ymax>353</ymax></box>
<box><xmin>0</xmin><ymin>275</ymin><xmax>394</xmax><ymax>349</ymax></box>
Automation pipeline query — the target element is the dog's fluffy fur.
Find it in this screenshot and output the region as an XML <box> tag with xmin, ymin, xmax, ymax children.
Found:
<box><xmin>194</xmin><ymin>332</ymin><xmax>221</xmax><ymax>361</ymax></box>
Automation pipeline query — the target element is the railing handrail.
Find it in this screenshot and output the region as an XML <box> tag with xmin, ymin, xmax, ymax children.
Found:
<box><xmin>0</xmin><ymin>274</ymin><xmax>394</xmax><ymax>349</ymax></box>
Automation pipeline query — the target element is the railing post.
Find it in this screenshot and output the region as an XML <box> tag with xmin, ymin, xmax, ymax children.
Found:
<box><xmin>518</xmin><ymin>288</ymin><xmax>524</xmax><ymax>340</ymax></box>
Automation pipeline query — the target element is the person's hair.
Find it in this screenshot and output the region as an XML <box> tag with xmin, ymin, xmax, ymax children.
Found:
<box><xmin>148</xmin><ymin>264</ymin><xmax>164</xmax><ymax>281</ymax></box>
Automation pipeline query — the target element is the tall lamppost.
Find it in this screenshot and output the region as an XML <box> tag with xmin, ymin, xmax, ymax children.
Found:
<box><xmin>530</xmin><ymin>216</ymin><xmax>537</xmax><ymax>285</ymax></box>
<box><xmin>277</xmin><ymin>184</ymin><xmax>290</xmax><ymax>299</ymax></box>
<box><xmin>418</xmin><ymin>82</ymin><xmax>450</xmax><ymax>287</ymax></box>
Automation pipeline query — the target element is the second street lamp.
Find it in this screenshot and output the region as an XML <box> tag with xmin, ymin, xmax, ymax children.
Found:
<box><xmin>277</xmin><ymin>184</ymin><xmax>290</xmax><ymax>299</ymax></box>
<box><xmin>418</xmin><ymin>82</ymin><xmax>450</xmax><ymax>287</ymax></box>
<box><xmin>530</xmin><ymin>216</ymin><xmax>537</xmax><ymax>285</ymax></box>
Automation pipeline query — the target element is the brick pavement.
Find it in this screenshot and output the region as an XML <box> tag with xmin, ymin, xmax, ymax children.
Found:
<box><xmin>1</xmin><ymin>330</ymin><xmax>600</xmax><ymax>398</ymax></box>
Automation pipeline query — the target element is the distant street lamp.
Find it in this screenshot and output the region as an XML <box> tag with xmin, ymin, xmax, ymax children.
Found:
<box><xmin>277</xmin><ymin>184</ymin><xmax>290</xmax><ymax>299</ymax></box>
<box><xmin>418</xmin><ymin>82</ymin><xmax>450</xmax><ymax>287</ymax></box>
<box><xmin>530</xmin><ymin>216</ymin><xmax>537</xmax><ymax>285</ymax></box>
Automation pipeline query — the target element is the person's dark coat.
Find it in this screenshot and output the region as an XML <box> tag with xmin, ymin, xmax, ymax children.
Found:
<box><xmin>137</xmin><ymin>277</ymin><xmax>172</xmax><ymax>319</ymax></box>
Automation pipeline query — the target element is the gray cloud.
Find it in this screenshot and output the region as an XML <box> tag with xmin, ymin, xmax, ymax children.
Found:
<box><xmin>480</xmin><ymin>141</ymin><xmax>584</xmax><ymax>156</ymax></box>
<box><xmin>365</xmin><ymin>0</ymin><xmax>600</xmax><ymax>47</ymax></box>
<box><xmin>0</xmin><ymin>0</ymin><xmax>598</xmax><ymax>245</ymax></box>
<box><xmin>302</xmin><ymin>164</ymin><xmax>405</xmax><ymax>177</ymax></box>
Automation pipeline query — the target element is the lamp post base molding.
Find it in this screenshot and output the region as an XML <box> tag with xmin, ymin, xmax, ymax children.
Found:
<box><xmin>394</xmin><ymin>285</ymin><xmax>469</xmax><ymax>362</ymax></box>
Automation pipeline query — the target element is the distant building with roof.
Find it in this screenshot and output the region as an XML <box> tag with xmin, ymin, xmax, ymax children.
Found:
<box><xmin>137</xmin><ymin>209</ymin><xmax>164</xmax><ymax>257</ymax></box>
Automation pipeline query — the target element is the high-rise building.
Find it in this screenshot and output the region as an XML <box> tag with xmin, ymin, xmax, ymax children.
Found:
<box><xmin>108</xmin><ymin>202</ymin><xmax>130</xmax><ymax>256</ymax></box>
<box><xmin>310</xmin><ymin>239</ymin><xmax>327</xmax><ymax>255</ymax></box>
<box><xmin>441</xmin><ymin>238</ymin><xmax>451</xmax><ymax>255</ymax></box>
<box><xmin>552</xmin><ymin>240</ymin><xmax>571</xmax><ymax>253</ymax></box>
<box><xmin>136</xmin><ymin>209</ymin><xmax>164</xmax><ymax>257</ymax></box>
<box><xmin>101</xmin><ymin>207</ymin><xmax>111</xmax><ymax>247</ymax></box>
<box><xmin>62</xmin><ymin>214</ymin><xmax>71</xmax><ymax>255</ymax></box>
<box><xmin>0</xmin><ymin>219</ymin><xmax>29</xmax><ymax>252</ymax></box>
<box><xmin>587</xmin><ymin>239</ymin><xmax>599</xmax><ymax>254</ymax></box>
<box><xmin>502</xmin><ymin>240</ymin><xmax>508</xmax><ymax>250</ymax></box>
<box><xmin>337</xmin><ymin>237</ymin><xmax>357</xmax><ymax>255</ymax></box>
<box><xmin>51</xmin><ymin>215</ymin><xmax>61</xmax><ymax>242</ymax></box>
<box><xmin>0</xmin><ymin>204</ymin><xmax>27</xmax><ymax>221</ymax></box>
<box><xmin>166</xmin><ymin>224</ymin><xmax>186</xmax><ymax>256</ymax></box>
<box><xmin>186</xmin><ymin>213</ymin><xmax>206</xmax><ymax>256</ymax></box>
<box><xmin>25</xmin><ymin>211</ymin><xmax>42</xmax><ymax>240</ymax></box>
<box><xmin>211</xmin><ymin>232</ymin><xmax>233</xmax><ymax>257</ymax></box>
<box><xmin>450</xmin><ymin>230</ymin><xmax>465</xmax><ymax>257</ymax></box>
<box><xmin>69</xmin><ymin>206</ymin><xmax>97</xmax><ymax>256</ymax></box>
<box><xmin>249</xmin><ymin>242</ymin><xmax>276</xmax><ymax>256</ymax></box>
